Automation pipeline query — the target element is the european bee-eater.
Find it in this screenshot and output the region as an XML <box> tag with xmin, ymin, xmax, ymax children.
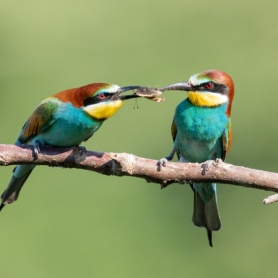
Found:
<box><xmin>1</xmin><ymin>83</ymin><xmax>147</xmax><ymax>211</ymax></box>
<box><xmin>159</xmin><ymin>70</ymin><xmax>234</xmax><ymax>246</ymax></box>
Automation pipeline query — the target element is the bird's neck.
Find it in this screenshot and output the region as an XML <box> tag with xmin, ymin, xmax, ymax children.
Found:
<box><xmin>188</xmin><ymin>92</ymin><xmax>228</xmax><ymax>107</ymax></box>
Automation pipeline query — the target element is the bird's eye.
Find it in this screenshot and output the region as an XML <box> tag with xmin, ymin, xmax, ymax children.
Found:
<box><xmin>97</xmin><ymin>94</ymin><xmax>106</xmax><ymax>99</ymax></box>
<box><xmin>204</xmin><ymin>83</ymin><xmax>214</xmax><ymax>90</ymax></box>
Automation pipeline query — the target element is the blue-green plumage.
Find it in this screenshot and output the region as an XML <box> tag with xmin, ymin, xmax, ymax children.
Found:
<box><xmin>173</xmin><ymin>99</ymin><xmax>228</xmax><ymax>163</ymax></box>
<box><xmin>173</xmin><ymin>99</ymin><xmax>227</xmax><ymax>241</ymax></box>
<box><xmin>160</xmin><ymin>69</ymin><xmax>234</xmax><ymax>246</ymax></box>
<box><xmin>2</xmin><ymin>98</ymin><xmax>105</xmax><ymax>209</ymax></box>
<box><xmin>1</xmin><ymin>83</ymin><xmax>143</xmax><ymax>211</ymax></box>
<box><xmin>32</xmin><ymin>101</ymin><xmax>103</xmax><ymax>147</ymax></box>
<box><xmin>18</xmin><ymin>99</ymin><xmax>103</xmax><ymax>147</ymax></box>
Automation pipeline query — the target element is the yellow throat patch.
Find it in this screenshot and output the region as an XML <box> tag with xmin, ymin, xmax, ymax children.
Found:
<box><xmin>188</xmin><ymin>91</ymin><xmax>228</xmax><ymax>107</ymax></box>
<box><xmin>84</xmin><ymin>100</ymin><xmax>124</xmax><ymax>120</ymax></box>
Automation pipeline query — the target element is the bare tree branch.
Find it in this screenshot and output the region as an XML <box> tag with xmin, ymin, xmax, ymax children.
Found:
<box><xmin>1</xmin><ymin>144</ymin><xmax>278</xmax><ymax>203</ymax></box>
<box><xmin>263</xmin><ymin>194</ymin><xmax>278</xmax><ymax>205</ymax></box>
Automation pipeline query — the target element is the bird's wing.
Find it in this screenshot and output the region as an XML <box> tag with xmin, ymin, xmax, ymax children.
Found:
<box><xmin>171</xmin><ymin>119</ymin><xmax>177</xmax><ymax>142</ymax></box>
<box><xmin>17</xmin><ymin>98</ymin><xmax>60</xmax><ymax>144</ymax></box>
<box><xmin>171</xmin><ymin>119</ymin><xmax>180</xmax><ymax>160</ymax></box>
<box><xmin>221</xmin><ymin>118</ymin><xmax>232</xmax><ymax>161</ymax></box>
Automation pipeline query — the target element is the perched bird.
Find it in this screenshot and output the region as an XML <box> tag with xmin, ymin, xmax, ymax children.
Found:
<box><xmin>159</xmin><ymin>70</ymin><xmax>234</xmax><ymax>246</ymax></box>
<box><xmin>1</xmin><ymin>83</ymin><xmax>145</xmax><ymax>211</ymax></box>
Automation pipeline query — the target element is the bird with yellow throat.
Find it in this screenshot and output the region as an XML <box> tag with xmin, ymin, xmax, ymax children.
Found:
<box><xmin>159</xmin><ymin>70</ymin><xmax>234</xmax><ymax>246</ymax></box>
<box><xmin>1</xmin><ymin>83</ymin><xmax>158</xmax><ymax>211</ymax></box>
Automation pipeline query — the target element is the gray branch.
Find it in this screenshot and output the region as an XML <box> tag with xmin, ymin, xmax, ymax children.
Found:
<box><xmin>1</xmin><ymin>144</ymin><xmax>278</xmax><ymax>204</ymax></box>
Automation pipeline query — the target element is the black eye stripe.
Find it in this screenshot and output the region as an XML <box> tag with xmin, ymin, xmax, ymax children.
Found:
<box><xmin>98</xmin><ymin>93</ymin><xmax>112</xmax><ymax>97</ymax></box>
<box><xmin>194</xmin><ymin>83</ymin><xmax>229</xmax><ymax>95</ymax></box>
<box><xmin>83</xmin><ymin>92</ymin><xmax>114</xmax><ymax>106</ymax></box>
<box><xmin>83</xmin><ymin>97</ymin><xmax>98</xmax><ymax>106</ymax></box>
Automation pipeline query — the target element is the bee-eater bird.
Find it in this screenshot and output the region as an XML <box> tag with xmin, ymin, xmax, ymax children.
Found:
<box><xmin>159</xmin><ymin>70</ymin><xmax>234</xmax><ymax>247</ymax></box>
<box><xmin>0</xmin><ymin>83</ymin><xmax>146</xmax><ymax>212</ymax></box>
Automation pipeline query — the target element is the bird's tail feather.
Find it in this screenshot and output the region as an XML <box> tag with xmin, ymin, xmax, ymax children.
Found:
<box><xmin>192</xmin><ymin>191</ymin><xmax>221</xmax><ymax>247</ymax></box>
<box><xmin>205</xmin><ymin>194</ymin><xmax>221</xmax><ymax>231</ymax></box>
<box><xmin>1</xmin><ymin>166</ymin><xmax>34</xmax><ymax>208</ymax></box>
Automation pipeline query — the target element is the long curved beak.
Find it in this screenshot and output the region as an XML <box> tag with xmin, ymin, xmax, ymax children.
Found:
<box><xmin>113</xmin><ymin>86</ymin><xmax>143</xmax><ymax>100</ymax></box>
<box><xmin>159</xmin><ymin>81</ymin><xmax>192</xmax><ymax>92</ymax></box>
<box><xmin>119</xmin><ymin>86</ymin><xmax>142</xmax><ymax>93</ymax></box>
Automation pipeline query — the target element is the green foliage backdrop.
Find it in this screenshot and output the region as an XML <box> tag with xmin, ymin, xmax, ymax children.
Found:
<box><xmin>1</xmin><ymin>0</ymin><xmax>278</xmax><ymax>277</ymax></box>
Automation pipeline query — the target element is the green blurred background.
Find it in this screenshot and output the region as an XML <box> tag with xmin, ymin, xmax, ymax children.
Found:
<box><xmin>1</xmin><ymin>0</ymin><xmax>278</xmax><ymax>277</ymax></box>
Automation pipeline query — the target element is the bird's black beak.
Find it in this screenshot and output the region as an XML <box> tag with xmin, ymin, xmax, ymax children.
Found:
<box><xmin>159</xmin><ymin>82</ymin><xmax>192</xmax><ymax>92</ymax></box>
<box><xmin>112</xmin><ymin>86</ymin><xmax>143</xmax><ymax>100</ymax></box>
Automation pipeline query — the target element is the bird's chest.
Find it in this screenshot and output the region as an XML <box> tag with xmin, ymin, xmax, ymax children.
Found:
<box><xmin>174</xmin><ymin>100</ymin><xmax>228</xmax><ymax>161</ymax></box>
<box><xmin>176</xmin><ymin>106</ymin><xmax>228</xmax><ymax>140</ymax></box>
<box><xmin>38</xmin><ymin>105</ymin><xmax>102</xmax><ymax>147</ymax></box>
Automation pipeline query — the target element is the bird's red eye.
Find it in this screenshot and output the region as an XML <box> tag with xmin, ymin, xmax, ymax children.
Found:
<box><xmin>204</xmin><ymin>83</ymin><xmax>213</xmax><ymax>89</ymax></box>
<box><xmin>97</xmin><ymin>94</ymin><xmax>106</xmax><ymax>99</ymax></box>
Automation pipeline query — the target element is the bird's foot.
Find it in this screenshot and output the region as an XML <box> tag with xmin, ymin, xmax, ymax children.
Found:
<box><xmin>157</xmin><ymin>155</ymin><xmax>174</xmax><ymax>171</ymax></box>
<box><xmin>76</xmin><ymin>145</ymin><xmax>86</xmax><ymax>156</ymax></box>
<box><xmin>201</xmin><ymin>161</ymin><xmax>210</xmax><ymax>175</ymax></box>
<box><xmin>33</xmin><ymin>140</ymin><xmax>41</xmax><ymax>159</ymax></box>
<box><xmin>201</xmin><ymin>160</ymin><xmax>219</xmax><ymax>175</ymax></box>
<box><xmin>159</xmin><ymin>157</ymin><xmax>168</xmax><ymax>167</ymax></box>
<box><xmin>158</xmin><ymin>150</ymin><xmax>176</xmax><ymax>168</ymax></box>
<box><xmin>214</xmin><ymin>158</ymin><xmax>223</xmax><ymax>165</ymax></box>
<box><xmin>73</xmin><ymin>146</ymin><xmax>87</xmax><ymax>162</ymax></box>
